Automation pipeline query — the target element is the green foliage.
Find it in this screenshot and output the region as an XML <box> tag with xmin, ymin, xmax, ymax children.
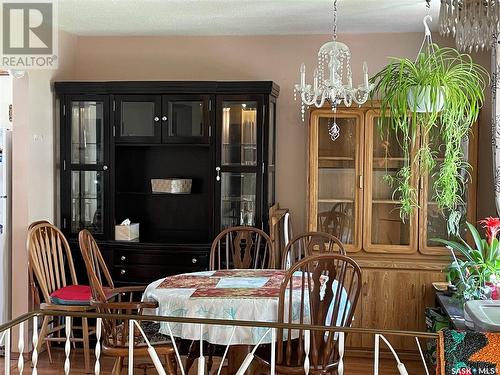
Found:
<box><xmin>432</xmin><ymin>222</ymin><xmax>500</xmax><ymax>301</ymax></box>
<box><xmin>371</xmin><ymin>45</ymin><xmax>488</xmax><ymax>220</ymax></box>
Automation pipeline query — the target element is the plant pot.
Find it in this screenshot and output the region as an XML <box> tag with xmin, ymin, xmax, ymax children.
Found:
<box><xmin>407</xmin><ymin>86</ymin><xmax>445</xmax><ymax>113</ymax></box>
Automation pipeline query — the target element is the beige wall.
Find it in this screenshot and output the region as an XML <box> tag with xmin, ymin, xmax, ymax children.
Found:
<box><xmin>11</xmin><ymin>31</ymin><xmax>77</xmax><ymax>321</ymax></box>
<box><xmin>71</xmin><ymin>33</ymin><xmax>494</xmax><ymax>230</ymax></box>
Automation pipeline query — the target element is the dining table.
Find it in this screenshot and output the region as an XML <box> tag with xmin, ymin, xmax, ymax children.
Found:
<box><xmin>142</xmin><ymin>269</ymin><xmax>295</xmax><ymax>344</ymax></box>
<box><xmin>142</xmin><ymin>268</ymin><xmax>350</xmax><ymax>372</ymax></box>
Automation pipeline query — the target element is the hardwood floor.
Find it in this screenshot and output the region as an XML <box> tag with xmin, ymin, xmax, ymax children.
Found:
<box><xmin>1</xmin><ymin>348</ymin><xmax>429</xmax><ymax>374</ymax></box>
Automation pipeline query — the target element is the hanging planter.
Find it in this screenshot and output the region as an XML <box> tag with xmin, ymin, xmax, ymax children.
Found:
<box><xmin>407</xmin><ymin>85</ymin><xmax>445</xmax><ymax>113</ymax></box>
<box><xmin>371</xmin><ymin>17</ymin><xmax>488</xmax><ymax>221</ymax></box>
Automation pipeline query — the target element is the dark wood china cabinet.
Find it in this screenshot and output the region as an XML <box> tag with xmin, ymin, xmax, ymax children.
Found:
<box><xmin>56</xmin><ymin>81</ymin><xmax>279</xmax><ymax>284</ymax></box>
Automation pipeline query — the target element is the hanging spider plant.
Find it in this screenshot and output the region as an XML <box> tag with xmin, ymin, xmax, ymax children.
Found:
<box><xmin>371</xmin><ymin>44</ymin><xmax>487</xmax><ymax>221</ymax></box>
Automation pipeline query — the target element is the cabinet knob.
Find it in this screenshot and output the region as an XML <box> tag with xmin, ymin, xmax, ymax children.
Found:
<box><xmin>120</xmin><ymin>269</ymin><xmax>126</xmax><ymax>275</ymax></box>
<box><xmin>103</xmin><ymin>165</ymin><xmax>108</xmax><ymax>171</ymax></box>
<box><xmin>191</xmin><ymin>258</ymin><xmax>197</xmax><ymax>264</ymax></box>
<box><xmin>154</xmin><ymin>116</ymin><xmax>160</xmax><ymax>122</ymax></box>
<box><xmin>162</xmin><ymin>116</ymin><xmax>167</xmax><ymax>121</ymax></box>
<box><xmin>120</xmin><ymin>255</ymin><xmax>126</xmax><ymax>261</ymax></box>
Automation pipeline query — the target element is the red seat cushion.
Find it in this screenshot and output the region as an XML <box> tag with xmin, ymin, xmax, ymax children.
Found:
<box><xmin>50</xmin><ymin>285</ymin><xmax>114</xmax><ymax>306</ymax></box>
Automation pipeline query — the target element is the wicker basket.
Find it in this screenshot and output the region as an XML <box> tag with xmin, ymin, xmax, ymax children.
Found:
<box><xmin>151</xmin><ymin>178</ymin><xmax>192</xmax><ymax>194</ymax></box>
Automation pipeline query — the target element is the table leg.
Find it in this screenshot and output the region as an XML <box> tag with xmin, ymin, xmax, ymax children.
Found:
<box><xmin>227</xmin><ymin>345</ymin><xmax>262</xmax><ymax>375</ymax></box>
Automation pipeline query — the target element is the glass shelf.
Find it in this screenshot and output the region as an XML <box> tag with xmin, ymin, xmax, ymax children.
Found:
<box><xmin>318</xmin><ymin>198</ymin><xmax>355</xmax><ymax>203</ymax></box>
<box><xmin>318</xmin><ymin>156</ymin><xmax>355</xmax><ymax>161</ymax></box>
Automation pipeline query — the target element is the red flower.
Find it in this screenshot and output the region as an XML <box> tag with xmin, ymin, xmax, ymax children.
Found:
<box><xmin>479</xmin><ymin>217</ymin><xmax>500</xmax><ymax>244</ymax></box>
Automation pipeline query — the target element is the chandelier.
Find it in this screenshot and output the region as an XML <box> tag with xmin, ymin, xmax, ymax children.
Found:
<box><xmin>294</xmin><ymin>0</ymin><xmax>374</xmax><ymax>140</ymax></box>
<box><xmin>439</xmin><ymin>0</ymin><xmax>500</xmax><ymax>52</ymax></box>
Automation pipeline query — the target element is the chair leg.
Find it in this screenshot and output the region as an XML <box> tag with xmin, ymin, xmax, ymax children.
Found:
<box><xmin>46</xmin><ymin>340</ymin><xmax>53</xmax><ymax>364</ymax></box>
<box><xmin>111</xmin><ymin>357</ymin><xmax>124</xmax><ymax>375</ymax></box>
<box><xmin>207</xmin><ymin>344</ymin><xmax>215</xmax><ymax>373</ymax></box>
<box><xmin>165</xmin><ymin>354</ymin><xmax>177</xmax><ymax>375</ymax></box>
<box><xmin>36</xmin><ymin>316</ymin><xmax>50</xmax><ymax>363</ymax></box>
<box><xmin>185</xmin><ymin>340</ymin><xmax>199</xmax><ymax>373</ymax></box>
<box><xmin>82</xmin><ymin>317</ymin><xmax>91</xmax><ymax>374</ymax></box>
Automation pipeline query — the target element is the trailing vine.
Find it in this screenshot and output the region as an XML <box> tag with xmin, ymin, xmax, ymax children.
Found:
<box><xmin>371</xmin><ymin>45</ymin><xmax>487</xmax><ymax>221</ymax></box>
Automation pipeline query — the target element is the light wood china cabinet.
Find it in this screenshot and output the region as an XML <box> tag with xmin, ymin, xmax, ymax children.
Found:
<box><xmin>308</xmin><ymin>106</ymin><xmax>477</xmax><ymax>351</ymax></box>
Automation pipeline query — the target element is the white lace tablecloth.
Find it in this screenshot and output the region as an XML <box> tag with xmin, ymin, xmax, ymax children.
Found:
<box><xmin>142</xmin><ymin>269</ymin><xmax>349</xmax><ymax>345</ymax></box>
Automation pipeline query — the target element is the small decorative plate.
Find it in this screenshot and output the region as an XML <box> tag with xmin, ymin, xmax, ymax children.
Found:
<box><xmin>432</xmin><ymin>282</ymin><xmax>450</xmax><ymax>292</ymax></box>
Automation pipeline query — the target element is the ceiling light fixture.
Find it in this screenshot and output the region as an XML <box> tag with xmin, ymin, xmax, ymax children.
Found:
<box><xmin>439</xmin><ymin>0</ymin><xmax>500</xmax><ymax>52</ymax></box>
<box><xmin>294</xmin><ymin>0</ymin><xmax>374</xmax><ymax>140</ymax></box>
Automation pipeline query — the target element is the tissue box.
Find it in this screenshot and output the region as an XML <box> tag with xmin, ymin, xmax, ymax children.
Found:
<box><xmin>115</xmin><ymin>223</ymin><xmax>139</xmax><ymax>241</ymax></box>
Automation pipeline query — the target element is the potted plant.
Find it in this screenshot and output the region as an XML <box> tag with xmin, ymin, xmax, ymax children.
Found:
<box><xmin>371</xmin><ymin>45</ymin><xmax>487</xmax><ymax>220</ymax></box>
<box><xmin>433</xmin><ymin>217</ymin><xmax>500</xmax><ymax>301</ymax></box>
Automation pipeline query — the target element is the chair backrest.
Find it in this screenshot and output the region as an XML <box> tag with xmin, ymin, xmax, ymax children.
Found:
<box><xmin>28</xmin><ymin>220</ymin><xmax>51</xmax><ymax>230</ymax></box>
<box><xmin>79</xmin><ymin>233</ymin><xmax>137</xmax><ymax>348</ymax></box>
<box><xmin>78</xmin><ymin>229</ymin><xmax>114</xmax><ymax>294</ymax></box>
<box><xmin>282</xmin><ymin>232</ymin><xmax>345</xmax><ymax>269</ymax></box>
<box><xmin>209</xmin><ymin>226</ymin><xmax>274</xmax><ymax>270</ymax></box>
<box><xmin>27</xmin><ymin>223</ymin><xmax>78</xmax><ymax>304</ymax></box>
<box><xmin>318</xmin><ymin>203</ymin><xmax>353</xmax><ymax>244</ymax></box>
<box><xmin>269</xmin><ymin>204</ymin><xmax>293</xmax><ymax>268</ymax></box>
<box><xmin>27</xmin><ymin>220</ymin><xmax>51</xmax><ymax>309</ymax></box>
<box><xmin>277</xmin><ymin>254</ymin><xmax>362</xmax><ymax>371</ymax></box>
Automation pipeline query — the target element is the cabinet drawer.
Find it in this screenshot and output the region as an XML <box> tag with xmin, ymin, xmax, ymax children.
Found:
<box><xmin>114</xmin><ymin>250</ymin><xmax>208</xmax><ymax>267</ymax></box>
<box><xmin>113</xmin><ymin>249</ymin><xmax>209</xmax><ymax>284</ymax></box>
<box><xmin>113</xmin><ymin>264</ymin><xmax>206</xmax><ymax>284</ymax></box>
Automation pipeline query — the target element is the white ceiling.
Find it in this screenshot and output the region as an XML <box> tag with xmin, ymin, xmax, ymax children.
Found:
<box><xmin>58</xmin><ymin>0</ymin><xmax>440</xmax><ymax>36</ymax></box>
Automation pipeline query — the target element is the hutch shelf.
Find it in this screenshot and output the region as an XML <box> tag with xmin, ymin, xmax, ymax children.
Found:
<box><xmin>56</xmin><ymin>81</ymin><xmax>279</xmax><ymax>284</ymax></box>
<box><xmin>308</xmin><ymin>106</ymin><xmax>478</xmax><ymax>351</ymax></box>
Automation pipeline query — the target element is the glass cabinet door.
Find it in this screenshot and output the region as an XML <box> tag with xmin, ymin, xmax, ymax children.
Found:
<box><xmin>419</xmin><ymin>126</ymin><xmax>477</xmax><ymax>254</ymax></box>
<box><xmin>221</xmin><ymin>101</ymin><xmax>258</xmax><ymax>166</ymax></box>
<box><xmin>115</xmin><ymin>95</ymin><xmax>161</xmax><ymax>143</ymax></box>
<box><xmin>308</xmin><ymin>110</ymin><xmax>363</xmax><ymax>252</ymax></box>
<box><xmin>64</xmin><ymin>96</ymin><xmax>110</xmax><ymax>237</ymax></box>
<box><xmin>71</xmin><ymin>171</ymin><xmax>104</xmax><ymax>234</ymax></box>
<box><xmin>216</xmin><ymin>97</ymin><xmax>262</xmax><ymax>231</ymax></box>
<box><xmin>364</xmin><ymin>110</ymin><xmax>417</xmax><ymax>253</ymax></box>
<box><xmin>162</xmin><ymin>95</ymin><xmax>210</xmax><ymax>143</ymax></box>
<box><xmin>220</xmin><ymin>172</ymin><xmax>257</xmax><ymax>228</ymax></box>
<box><xmin>71</xmin><ymin>101</ymin><xmax>104</xmax><ymax>164</ymax></box>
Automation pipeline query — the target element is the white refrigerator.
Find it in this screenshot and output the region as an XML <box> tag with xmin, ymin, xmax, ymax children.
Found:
<box><xmin>0</xmin><ymin>128</ymin><xmax>11</xmax><ymax>326</ymax></box>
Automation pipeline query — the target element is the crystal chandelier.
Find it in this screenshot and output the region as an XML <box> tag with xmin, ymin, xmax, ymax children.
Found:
<box><xmin>294</xmin><ymin>0</ymin><xmax>374</xmax><ymax>140</ymax></box>
<box><xmin>439</xmin><ymin>0</ymin><xmax>500</xmax><ymax>52</ymax></box>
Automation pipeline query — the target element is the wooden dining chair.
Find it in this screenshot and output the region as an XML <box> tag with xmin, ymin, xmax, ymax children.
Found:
<box><xmin>255</xmin><ymin>253</ymin><xmax>362</xmax><ymax>375</ymax></box>
<box><xmin>27</xmin><ymin>222</ymin><xmax>94</xmax><ymax>373</ymax></box>
<box><xmin>282</xmin><ymin>232</ymin><xmax>345</xmax><ymax>269</ymax></box>
<box><xmin>209</xmin><ymin>226</ymin><xmax>274</xmax><ymax>270</ymax></box>
<box><xmin>185</xmin><ymin>226</ymin><xmax>275</xmax><ymax>373</ymax></box>
<box><xmin>79</xmin><ymin>229</ymin><xmax>177</xmax><ymax>375</ymax></box>
<box><xmin>27</xmin><ymin>220</ymin><xmax>50</xmax><ymax>311</ymax></box>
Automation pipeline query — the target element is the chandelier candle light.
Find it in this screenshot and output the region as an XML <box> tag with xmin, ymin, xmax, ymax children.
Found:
<box><xmin>294</xmin><ymin>0</ymin><xmax>374</xmax><ymax>140</ymax></box>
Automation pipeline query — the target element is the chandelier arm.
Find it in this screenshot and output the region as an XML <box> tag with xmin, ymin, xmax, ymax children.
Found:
<box><xmin>351</xmin><ymin>90</ymin><xmax>370</xmax><ymax>105</ymax></box>
<box><xmin>301</xmin><ymin>91</ymin><xmax>323</xmax><ymax>107</ymax></box>
<box><xmin>315</xmin><ymin>91</ymin><xmax>327</xmax><ymax>108</ymax></box>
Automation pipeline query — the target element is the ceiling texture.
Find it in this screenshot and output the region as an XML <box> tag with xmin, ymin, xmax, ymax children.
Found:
<box><xmin>58</xmin><ymin>0</ymin><xmax>440</xmax><ymax>36</ymax></box>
